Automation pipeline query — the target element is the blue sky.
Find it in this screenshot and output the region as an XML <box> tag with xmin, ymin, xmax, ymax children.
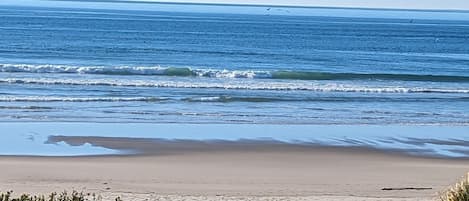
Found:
<box><xmin>114</xmin><ymin>0</ymin><xmax>469</xmax><ymax>10</ymax></box>
<box><xmin>2</xmin><ymin>0</ymin><xmax>469</xmax><ymax>20</ymax></box>
<box><xmin>2</xmin><ymin>0</ymin><xmax>469</xmax><ymax>10</ymax></box>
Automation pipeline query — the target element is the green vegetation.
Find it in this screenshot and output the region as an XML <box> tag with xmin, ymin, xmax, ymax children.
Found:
<box><xmin>0</xmin><ymin>191</ymin><xmax>121</xmax><ymax>201</ymax></box>
<box><xmin>441</xmin><ymin>173</ymin><xmax>469</xmax><ymax>201</ymax></box>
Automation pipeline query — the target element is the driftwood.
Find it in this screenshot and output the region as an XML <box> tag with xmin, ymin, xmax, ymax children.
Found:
<box><xmin>381</xmin><ymin>187</ymin><xmax>432</xmax><ymax>191</ymax></box>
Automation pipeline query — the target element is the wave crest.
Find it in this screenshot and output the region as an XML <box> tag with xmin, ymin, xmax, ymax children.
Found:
<box><xmin>0</xmin><ymin>96</ymin><xmax>165</xmax><ymax>102</ymax></box>
<box><xmin>2</xmin><ymin>78</ymin><xmax>468</xmax><ymax>94</ymax></box>
<box><xmin>2</xmin><ymin>64</ymin><xmax>469</xmax><ymax>82</ymax></box>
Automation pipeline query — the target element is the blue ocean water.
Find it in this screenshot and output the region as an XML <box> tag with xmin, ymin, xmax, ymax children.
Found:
<box><xmin>1</xmin><ymin>5</ymin><xmax>469</xmax><ymax>125</ymax></box>
<box><xmin>0</xmin><ymin>3</ymin><xmax>469</xmax><ymax>157</ymax></box>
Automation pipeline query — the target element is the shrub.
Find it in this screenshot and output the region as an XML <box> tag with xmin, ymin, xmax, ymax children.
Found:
<box><xmin>441</xmin><ymin>173</ymin><xmax>469</xmax><ymax>201</ymax></box>
<box><xmin>0</xmin><ymin>191</ymin><xmax>109</xmax><ymax>201</ymax></box>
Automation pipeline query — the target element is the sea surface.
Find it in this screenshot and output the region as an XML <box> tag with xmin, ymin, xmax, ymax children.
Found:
<box><xmin>1</xmin><ymin>3</ymin><xmax>469</xmax><ymax>157</ymax></box>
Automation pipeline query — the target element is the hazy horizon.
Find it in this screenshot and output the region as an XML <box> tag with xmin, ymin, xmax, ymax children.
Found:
<box><xmin>2</xmin><ymin>0</ymin><xmax>469</xmax><ymax>11</ymax></box>
<box><xmin>118</xmin><ymin>0</ymin><xmax>469</xmax><ymax>10</ymax></box>
<box><xmin>1</xmin><ymin>0</ymin><xmax>469</xmax><ymax>21</ymax></box>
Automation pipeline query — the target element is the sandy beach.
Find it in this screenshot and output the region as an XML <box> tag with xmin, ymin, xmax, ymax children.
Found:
<box><xmin>1</xmin><ymin>137</ymin><xmax>468</xmax><ymax>201</ymax></box>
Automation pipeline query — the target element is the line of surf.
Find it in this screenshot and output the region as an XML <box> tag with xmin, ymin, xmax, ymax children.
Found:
<box><xmin>2</xmin><ymin>77</ymin><xmax>469</xmax><ymax>94</ymax></box>
<box><xmin>1</xmin><ymin>64</ymin><xmax>469</xmax><ymax>82</ymax></box>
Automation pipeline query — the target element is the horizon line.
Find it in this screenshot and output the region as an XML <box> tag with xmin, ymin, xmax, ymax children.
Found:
<box><xmin>43</xmin><ymin>0</ymin><xmax>469</xmax><ymax>13</ymax></box>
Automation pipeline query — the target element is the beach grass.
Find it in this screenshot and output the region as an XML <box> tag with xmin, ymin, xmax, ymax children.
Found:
<box><xmin>441</xmin><ymin>173</ymin><xmax>469</xmax><ymax>201</ymax></box>
<box><xmin>0</xmin><ymin>191</ymin><xmax>121</xmax><ymax>201</ymax></box>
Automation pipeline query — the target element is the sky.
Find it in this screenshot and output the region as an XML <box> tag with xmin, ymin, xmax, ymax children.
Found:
<box><xmin>1</xmin><ymin>0</ymin><xmax>469</xmax><ymax>20</ymax></box>
<box><xmin>122</xmin><ymin>0</ymin><xmax>469</xmax><ymax>10</ymax></box>
<box><xmin>0</xmin><ymin>0</ymin><xmax>468</xmax><ymax>10</ymax></box>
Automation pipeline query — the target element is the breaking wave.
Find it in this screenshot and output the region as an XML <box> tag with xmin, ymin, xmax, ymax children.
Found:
<box><xmin>1</xmin><ymin>77</ymin><xmax>469</xmax><ymax>94</ymax></box>
<box><xmin>2</xmin><ymin>63</ymin><xmax>469</xmax><ymax>82</ymax></box>
<box><xmin>0</xmin><ymin>96</ymin><xmax>165</xmax><ymax>102</ymax></box>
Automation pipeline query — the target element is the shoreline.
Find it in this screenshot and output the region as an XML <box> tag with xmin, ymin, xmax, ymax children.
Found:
<box><xmin>46</xmin><ymin>135</ymin><xmax>469</xmax><ymax>160</ymax></box>
<box><xmin>1</xmin><ymin>123</ymin><xmax>467</xmax><ymax>200</ymax></box>
<box><xmin>1</xmin><ymin>138</ymin><xmax>468</xmax><ymax>200</ymax></box>
<box><xmin>2</xmin><ymin>122</ymin><xmax>469</xmax><ymax>158</ymax></box>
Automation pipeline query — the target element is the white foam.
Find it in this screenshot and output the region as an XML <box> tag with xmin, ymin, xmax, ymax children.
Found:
<box><xmin>2</xmin><ymin>77</ymin><xmax>468</xmax><ymax>94</ymax></box>
<box><xmin>0</xmin><ymin>95</ymin><xmax>164</xmax><ymax>102</ymax></box>
<box><xmin>0</xmin><ymin>64</ymin><xmax>169</xmax><ymax>75</ymax></box>
<box><xmin>192</xmin><ymin>69</ymin><xmax>271</xmax><ymax>79</ymax></box>
<box><xmin>0</xmin><ymin>63</ymin><xmax>276</xmax><ymax>78</ymax></box>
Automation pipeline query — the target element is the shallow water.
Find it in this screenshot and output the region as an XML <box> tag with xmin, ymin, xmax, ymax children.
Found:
<box><xmin>2</xmin><ymin>123</ymin><xmax>469</xmax><ymax>157</ymax></box>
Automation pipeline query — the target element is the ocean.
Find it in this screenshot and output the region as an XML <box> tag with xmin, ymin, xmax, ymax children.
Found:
<box><xmin>1</xmin><ymin>4</ymin><xmax>469</xmax><ymax>157</ymax></box>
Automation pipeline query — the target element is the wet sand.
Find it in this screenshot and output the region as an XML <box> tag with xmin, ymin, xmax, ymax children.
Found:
<box><xmin>0</xmin><ymin>136</ymin><xmax>468</xmax><ymax>200</ymax></box>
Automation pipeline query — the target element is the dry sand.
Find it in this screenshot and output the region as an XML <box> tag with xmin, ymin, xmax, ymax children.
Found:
<box><xmin>1</xmin><ymin>137</ymin><xmax>468</xmax><ymax>201</ymax></box>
